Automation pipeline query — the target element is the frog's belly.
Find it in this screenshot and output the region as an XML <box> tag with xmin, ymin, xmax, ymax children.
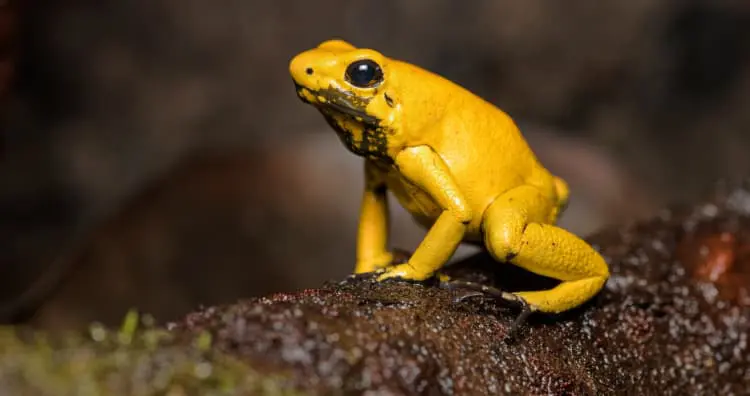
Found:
<box><xmin>384</xmin><ymin>174</ymin><xmax>484</xmax><ymax>243</ymax></box>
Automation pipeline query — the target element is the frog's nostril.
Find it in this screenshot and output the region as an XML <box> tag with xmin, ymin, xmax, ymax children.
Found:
<box><xmin>305</xmin><ymin>67</ymin><xmax>314</xmax><ymax>75</ymax></box>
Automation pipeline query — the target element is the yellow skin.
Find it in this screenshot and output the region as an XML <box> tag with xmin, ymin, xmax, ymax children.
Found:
<box><xmin>289</xmin><ymin>39</ymin><xmax>610</xmax><ymax>315</ymax></box>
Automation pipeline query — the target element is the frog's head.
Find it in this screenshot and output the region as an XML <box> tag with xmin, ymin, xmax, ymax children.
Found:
<box><xmin>289</xmin><ymin>39</ymin><xmax>408</xmax><ymax>160</ymax></box>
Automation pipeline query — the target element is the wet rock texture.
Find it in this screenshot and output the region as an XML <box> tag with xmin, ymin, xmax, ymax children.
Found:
<box><xmin>169</xmin><ymin>184</ymin><xmax>750</xmax><ymax>395</ymax></box>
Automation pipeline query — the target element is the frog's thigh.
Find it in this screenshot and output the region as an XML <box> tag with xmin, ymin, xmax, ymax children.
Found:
<box><xmin>483</xmin><ymin>186</ymin><xmax>609</xmax><ymax>313</ymax></box>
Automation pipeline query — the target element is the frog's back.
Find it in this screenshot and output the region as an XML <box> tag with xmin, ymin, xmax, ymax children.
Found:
<box><xmin>423</xmin><ymin>72</ymin><xmax>559</xmax><ymax>201</ymax></box>
<box><xmin>389</xmin><ymin>59</ymin><xmax>562</xmax><ymax>219</ymax></box>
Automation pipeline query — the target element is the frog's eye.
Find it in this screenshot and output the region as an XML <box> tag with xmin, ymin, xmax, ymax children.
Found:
<box><xmin>345</xmin><ymin>59</ymin><xmax>383</xmax><ymax>88</ymax></box>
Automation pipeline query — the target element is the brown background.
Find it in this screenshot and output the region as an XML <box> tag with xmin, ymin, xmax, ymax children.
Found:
<box><xmin>0</xmin><ymin>0</ymin><xmax>748</xmax><ymax>330</ymax></box>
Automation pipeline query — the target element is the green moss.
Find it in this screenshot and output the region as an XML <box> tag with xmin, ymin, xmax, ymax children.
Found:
<box><xmin>0</xmin><ymin>312</ymin><xmax>306</xmax><ymax>396</ymax></box>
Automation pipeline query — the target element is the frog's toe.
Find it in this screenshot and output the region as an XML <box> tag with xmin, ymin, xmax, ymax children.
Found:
<box><xmin>504</xmin><ymin>297</ymin><xmax>537</xmax><ymax>342</ymax></box>
<box><xmin>439</xmin><ymin>279</ymin><xmax>506</xmax><ymax>301</ymax></box>
<box><xmin>375</xmin><ymin>263</ymin><xmax>433</xmax><ymax>283</ymax></box>
<box><xmin>441</xmin><ymin>279</ymin><xmax>535</xmax><ymax>310</ymax></box>
<box><xmin>375</xmin><ymin>266</ymin><xmax>409</xmax><ymax>282</ymax></box>
<box><xmin>439</xmin><ymin>279</ymin><xmax>488</xmax><ymax>302</ymax></box>
<box><xmin>338</xmin><ymin>271</ymin><xmax>377</xmax><ymax>286</ymax></box>
<box><xmin>440</xmin><ymin>279</ymin><xmax>538</xmax><ymax>341</ymax></box>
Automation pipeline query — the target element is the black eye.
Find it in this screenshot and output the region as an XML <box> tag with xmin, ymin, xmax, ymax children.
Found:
<box><xmin>345</xmin><ymin>59</ymin><xmax>383</xmax><ymax>88</ymax></box>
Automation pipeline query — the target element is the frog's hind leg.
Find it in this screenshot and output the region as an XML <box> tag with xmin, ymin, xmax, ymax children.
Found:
<box><xmin>481</xmin><ymin>185</ymin><xmax>609</xmax><ymax>314</ymax></box>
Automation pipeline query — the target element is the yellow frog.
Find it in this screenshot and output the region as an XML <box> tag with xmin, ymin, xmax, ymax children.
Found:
<box><xmin>289</xmin><ymin>39</ymin><xmax>609</xmax><ymax>320</ymax></box>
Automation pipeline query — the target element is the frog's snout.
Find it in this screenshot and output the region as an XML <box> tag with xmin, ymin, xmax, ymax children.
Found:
<box><xmin>289</xmin><ymin>51</ymin><xmax>317</xmax><ymax>86</ymax></box>
<box><xmin>290</xmin><ymin>50</ymin><xmax>327</xmax><ymax>106</ymax></box>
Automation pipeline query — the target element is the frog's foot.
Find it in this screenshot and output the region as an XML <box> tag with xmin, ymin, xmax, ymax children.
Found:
<box><xmin>340</xmin><ymin>249</ymin><xmax>414</xmax><ymax>286</ymax></box>
<box><xmin>440</xmin><ymin>279</ymin><xmax>538</xmax><ymax>341</ymax></box>
<box><xmin>374</xmin><ymin>262</ymin><xmax>436</xmax><ymax>284</ymax></box>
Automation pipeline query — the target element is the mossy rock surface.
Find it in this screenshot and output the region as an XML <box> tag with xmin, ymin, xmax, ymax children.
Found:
<box><xmin>0</xmin><ymin>313</ymin><xmax>304</xmax><ymax>396</ymax></box>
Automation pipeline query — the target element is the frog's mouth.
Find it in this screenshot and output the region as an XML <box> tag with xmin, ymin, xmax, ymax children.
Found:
<box><xmin>294</xmin><ymin>83</ymin><xmax>379</xmax><ymax>126</ymax></box>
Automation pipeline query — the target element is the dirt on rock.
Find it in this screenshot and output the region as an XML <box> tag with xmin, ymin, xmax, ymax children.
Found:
<box><xmin>166</xmin><ymin>183</ymin><xmax>750</xmax><ymax>395</ymax></box>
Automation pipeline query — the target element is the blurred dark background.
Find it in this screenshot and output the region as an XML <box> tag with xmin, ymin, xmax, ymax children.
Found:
<box><xmin>0</xmin><ymin>0</ymin><xmax>748</xmax><ymax>330</ymax></box>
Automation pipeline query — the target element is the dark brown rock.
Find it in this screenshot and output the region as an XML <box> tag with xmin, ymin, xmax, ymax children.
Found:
<box><xmin>165</xmin><ymin>183</ymin><xmax>750</xmax><ymax>395</ymax></box>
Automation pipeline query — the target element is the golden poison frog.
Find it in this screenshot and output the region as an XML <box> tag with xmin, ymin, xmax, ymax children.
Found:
<box><xmin>289</xmin><ymin>39</ymin><xmax>609</xmax><ymax>331</ymax></box>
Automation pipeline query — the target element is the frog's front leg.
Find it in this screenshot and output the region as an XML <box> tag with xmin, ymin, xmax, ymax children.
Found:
<box><xmin>376</xmin><ymin>145</ymin><xmax>471</xmax><ymax>281</ymax></box>
<box><xmin>482</xmin><ymin>185</ymin><xmax>610</xmax><ymax>314</ymax></box>
<box><xmin>355</xmin><ymin>160</ymin><xmax>394</xmax><ymax>273</ymax></box>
